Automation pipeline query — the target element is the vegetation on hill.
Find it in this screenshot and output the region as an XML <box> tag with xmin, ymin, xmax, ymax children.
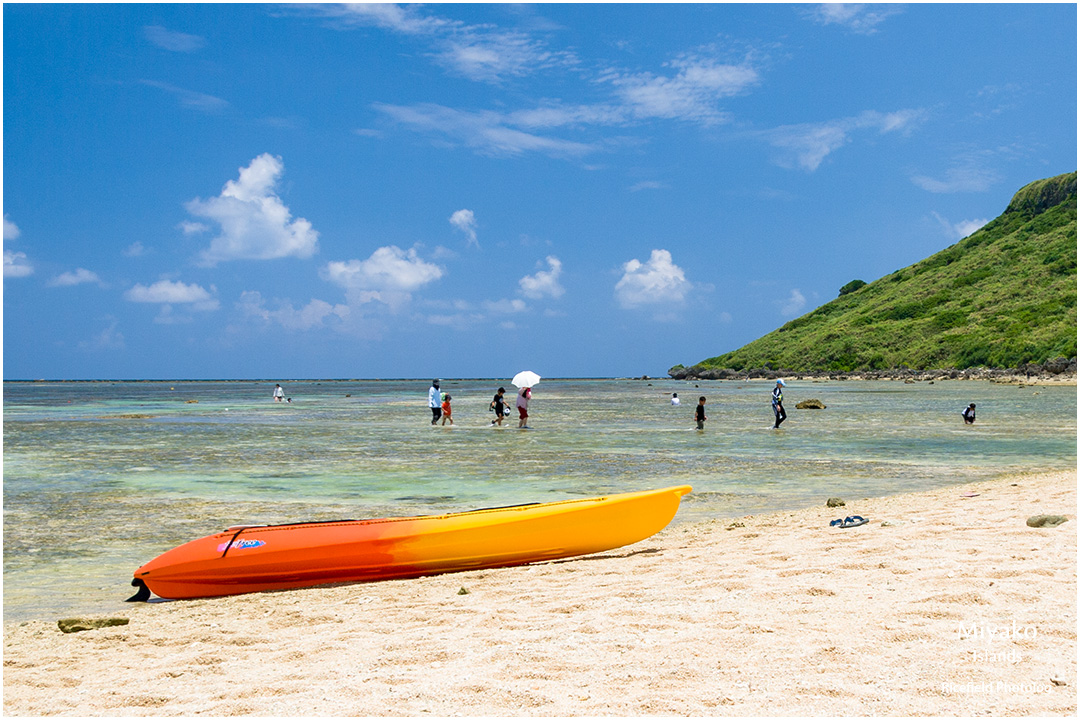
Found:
<box><xmin>679</xmin><ymin>172</ymin><xmax>1077</xmax><ymax>374</ymax></box>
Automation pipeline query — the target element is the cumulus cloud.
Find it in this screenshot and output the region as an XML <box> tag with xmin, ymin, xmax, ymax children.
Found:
<box><xmin>2</xmin><ymin>214</ymin><xmax>31</xmax><ymax>277</ymax></box>
<box><xmin>810</xmin><ymin>4</ymin><xmax>902</xmax><ymax>34</ymax></box>
<box><xmin>780</xmin><ymin>288</ymin><xmax>807</xmax><ymax>317</ymax></box>
<box><xmin>4</xmin><ymin>251</ymin><xmax>33</xmax><ymax>278</ymax></box>
<box><xmin>933</xmin><ymin>212</ymin><xmax>988</xmax><ymax>240</ymax></box>
<box><xmin>765</xmin><ymin>109</ymin><xmax>924</xmax><ymax>171</ymax></box>
<box><xmin>519</xmin><ymin>256</ymin><xmax>565</xmax><ymax>300</ymax></box>
<box><xmin>614</xmin><ymin>249</ymin><xmax>691</xmax><ymax>309</ymax></box>
<box><xmin>123</xmin><ymin>242</ymin><xmax>148</xmax><ymax>257</ymax></box>
<box><xmin>449</xmin><ymin>209</ymin><xmax>478</xmax><ymax>247</ymax></box>
<box><xmin>324</xmin><ymin>245</ymin><xmax>443</xmax><ymax>309</ymax></box>
<box><xmin>238</xmin><ymin>290</ymin><xmax>349</xmax><ymax>331</ymax></box>
<box><xmin>144</xmin><ymin>25</ymin><xmax>206</xmax><ymax>52</ymax></box>
<box><xmin>3</xmin><ymin>214</ymin><xmax>20</xmax><ymax>240</ymax></box>
<box><xmin>187</xmin><ymin>153</ymin><xmax>319</xmax><ymax>265</ymax></box>
<box><xmin>47</xmin><ymin>268</ymin><xmax>103</xmax><ymax>288</ymax></box>
<box><xmin>125</xmin><ymin>279</ymin><xmax>219</xmax><ymax>311</ymax></box>
<box><xmin>179</xmin><ymin>221</ymin><xmax>209</xmax><ymax>235</ymax></box>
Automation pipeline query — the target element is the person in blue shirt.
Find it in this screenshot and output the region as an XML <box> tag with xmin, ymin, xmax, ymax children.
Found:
<box><xmin>772</xmin><ymin>379</ymin><xmax>787</xmax><ymax>429</ymax></box>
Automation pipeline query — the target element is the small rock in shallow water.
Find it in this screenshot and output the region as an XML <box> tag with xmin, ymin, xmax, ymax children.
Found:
<box><xmin>796</xmin><ymin>399</ymin><xmax>826</xmax><ymax>409</ymax></box>
<box><xmin>1026</xmin><ymin>515</ymin><xmax>1069</xmax><ymax>528</ymax></box>
<box><xmin>57</xmin><ymin>617</ymin><xmax>129</xmax><ymax>633</ymax></box>
<box><xmin>826</xmin><ymin>497</ymin><xmax>845</xmax><ymax>508</ymax></box>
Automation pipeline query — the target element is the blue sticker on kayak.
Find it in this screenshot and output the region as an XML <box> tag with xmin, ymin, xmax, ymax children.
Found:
<box><xmin>217</xmin><ymin>539</ymin><xmax>266</xmax><ymax>552</ymax></box>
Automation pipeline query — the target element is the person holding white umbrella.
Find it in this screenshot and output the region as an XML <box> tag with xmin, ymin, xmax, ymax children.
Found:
<box><xmin>512</xmin><ymin>371</ymin><xmax>541</xmax><ymax>429</ymax></box>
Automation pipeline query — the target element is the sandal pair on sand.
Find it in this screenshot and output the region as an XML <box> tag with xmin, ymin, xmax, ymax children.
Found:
<box><xmin>830</xmin><ymin>515</ymin><xmax>868</xmax><ymax>528</ymax></box>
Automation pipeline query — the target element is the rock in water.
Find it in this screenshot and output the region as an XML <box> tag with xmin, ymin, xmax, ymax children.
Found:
<box><xmin>1026</xmin><ymin>514</ymin><xmax>1069</xmax><ymax>528</ymax></box>
<box><xmin>57</xmin><ymin>617</ymin><xmax>130</xmax><ymax>633</ymax></box>
<box><xmin>796</xmin><ymin>399</ymin><xmax>826</xmax><ymax>409</ymax></box>
<box><xmin>826</xmin><ymin>497</ymin><xmax>846</xmax><ymax>508</ymax></box>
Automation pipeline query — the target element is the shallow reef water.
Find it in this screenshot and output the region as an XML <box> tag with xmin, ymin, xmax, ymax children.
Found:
<box><xmin>3</xmin><ymin>378</ymin><xmax>1075</xmax><ymax>622</ymax></box>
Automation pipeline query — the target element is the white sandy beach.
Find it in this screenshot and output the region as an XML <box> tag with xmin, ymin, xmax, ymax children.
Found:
<box><xmin>4</xmin><ymin>470</ymin><xmax>1076</xmax><ymax>716</ymax></box>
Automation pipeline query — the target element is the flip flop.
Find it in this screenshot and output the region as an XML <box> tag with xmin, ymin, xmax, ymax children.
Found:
<box><xmin>840</xmin><ymin>516</ymin><xmax>868</xmax><ymax>528</ymax></box>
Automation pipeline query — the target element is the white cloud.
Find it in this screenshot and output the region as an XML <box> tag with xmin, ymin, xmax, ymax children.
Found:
<box><xmin>319</xmin><ymin>4</ymin><xmax>573</xmax><ymax>84</ymax></box>
<box><xmin>436</xmin><ymin>29</ymin><xmax>576</xmax><ymax>83</ymax></box>
<box><xmin>932</xmin><ymin>212</ymin><xmax>989</xmax><ymax>240</ymax></box>
<box><xmin>765</xmin><ymin>109</ymin><xmax>924</xmax><ymax>171</ymax></box>
<box><xmin>780</xmin><ymin>288</ymin><xmax>807</xmax><ymax>317</ymax></box>
<box><xmin>187</xmin><ymin>153</ymin><xmax>319</xmax><ymax>265</ymax></box>
<box><xmin>483</xmin><ymin>298</ymin><xmax>528</xmax><ymax>314</ymax></box>
<box><xmin>324</xmin><ymin>3</ymin><xmax>452</xmax><ymax>35</ymax></box>
<box><xmin>375</xmin><ymin>103</ymin><xmax>596</xmax><ymax>159</ymax></box>
<box><xmin>123</xmin><ymin>241</ymin><xmax>148</xmax><ymax>257</ymax></box>
<box><xmin>238</xmin><ymin>290</ymin><xmax>350</xmax><ymax>331</ymax></box>
<box><xmin>519</xmin><ymin>256</ymin><xmax>565</xmax><ymax>299</ymax></box>
<box><xmin>615</xmin><ymin>249</ymin><xmax>691</xmax><ymax>308</ymax></box>
<box><xmin>125</xmin><ymin>279</ymin><xmax>219</xmax><ymax>311</ymax></box>
<box><xmin>179</xmin><ymin>221</ymin><xmax>209</xmax><ymax>235</ymax></box>
<box><xmin>912</xmin><ymin>165</ymin><xmax>998</xmax><ymax>194</ymax></box>
<box><xmin>140</xmin><ymin>80</ymin><xmax>229</xmax><ymax>113</ymax></box>
<box><xmin>954</xmin><ymin>218</ymin><xmax>988</xmax><ymax>238</ymax></box>
<box><xmin>630</xmin><ymin>181</ymin><xmax>664</xmax><ymax>192</ymax></box>
<box><xmin>324</xmin><ymin>245</ymin><xmax>443</xmax><ymax>309</ymax></box>
<box><xmin>144</xmin><ymin>25</ymin><xmax>206</xmax><ymax>53</ymax></box>
<box><xmin>79</xmin><ymin>319</ymin><xmax>124</xmax><ymax>350</ymax></box>
<box><xmin>449</xmin><ymin>209</ymin><xmax>478</xmax><ymax>247</ymax></box>
<box><xmin>3</xmin><ymin>250</ymin><xmax>33</xmax><ymax>278</ymax></box>
<box><xmin>3</xmin><ymin>214</ymin><xmax>20</xmax><ymax>240</ymax></box>
<box><xmin>601</xmin><ymin>56</ymin><xmax>758</xmax><ymax>125</ymax></box>
<box><xmin>47</xmin><ymin>268</ymin><xmax>103</xmax><ymax>288</ymax></box>
<box><xmin>810</xmin><ymin>4</ymin><xmax>902</xmax><ymax>34</ymax></box>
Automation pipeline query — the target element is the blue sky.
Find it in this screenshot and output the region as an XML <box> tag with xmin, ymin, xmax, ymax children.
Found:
<box><xmin>3</xmin><ymin>3</ymin><xmax>1076</xmax><ymax>380</ymax></box>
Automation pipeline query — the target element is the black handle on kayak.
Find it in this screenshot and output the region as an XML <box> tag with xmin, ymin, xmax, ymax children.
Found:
<box><xmin>125</xmin><ymin>578</ymin><xmax>151</xmax><ymax>603</ymax></box>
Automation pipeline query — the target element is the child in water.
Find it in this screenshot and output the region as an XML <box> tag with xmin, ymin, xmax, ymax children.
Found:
<box><xmin>441</xmin><ymin>394</ymin><xmax>454</xmax><ymax>425</ymax></box>
<box><xmin>695</xmin><ymin>396</ymin><xmax>707</xmax><ymax>430</ymax></box>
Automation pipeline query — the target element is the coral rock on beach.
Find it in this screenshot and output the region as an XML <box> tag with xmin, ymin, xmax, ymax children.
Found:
<box><xmin>1026</xmin><ymin>514</ymin><xmax>1070</xmax><ymax>528</ymax></box>
<box><xmin>796</xmin><ymin>399</ymin><xmax>826</xmax><ymax>409</ymax></box>
<box><xmin>56</xmin><ymin>617</ymin><xmax>129</xmax><ymax>634</ymax></box>
<box><xmin>826</xmin><ymin>497</ymin><xmax>846</xmax><ymax>507</ymax></box>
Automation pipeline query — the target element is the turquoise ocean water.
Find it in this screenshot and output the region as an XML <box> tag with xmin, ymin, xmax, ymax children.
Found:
<box><xmin>3</xmin><ymin>378</ymin><xmax>1076</xmax><ymax>623</ymax></box>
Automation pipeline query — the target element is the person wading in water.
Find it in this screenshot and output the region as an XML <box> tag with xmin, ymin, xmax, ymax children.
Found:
<box><xmin>772</xmin><ymin>379</ymin><xmax>787</xmax><ymax>429</ymax></box>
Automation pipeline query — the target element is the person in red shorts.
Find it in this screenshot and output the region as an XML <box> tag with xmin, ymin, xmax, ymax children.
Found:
<box><xmin>441</xmin><ymin>394</ymin><xmax>454</xmax><ymax>425</ymax></box>
<box><xmin>516</xmin><ymin>386</ymin><xmax>532</xmax><ymax>428</ymax></box>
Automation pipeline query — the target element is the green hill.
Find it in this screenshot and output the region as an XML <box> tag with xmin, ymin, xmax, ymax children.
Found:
<box><xmin>675</xmin><ymin>172</ymin><xmax>1077</xmax><ymax>376</ymax></box>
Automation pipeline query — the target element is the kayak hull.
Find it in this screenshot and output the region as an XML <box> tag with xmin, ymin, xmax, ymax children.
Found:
<box><xmin>132</xmin><ymin>485</ymin><xmax>692</xmax><ymax>600</ymax></box>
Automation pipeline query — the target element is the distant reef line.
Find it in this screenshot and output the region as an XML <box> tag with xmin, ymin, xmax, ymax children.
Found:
<box><xmin>668</xmin><ymin>356</ymin><xmax>1077</xmax><ymax>384</ymax></box>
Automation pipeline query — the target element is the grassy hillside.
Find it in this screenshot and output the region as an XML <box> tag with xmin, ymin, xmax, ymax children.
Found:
<box><xmin>683</xmin><ymin>172</ymin><xmax>1077</xmax><ymax>374</ymax></box>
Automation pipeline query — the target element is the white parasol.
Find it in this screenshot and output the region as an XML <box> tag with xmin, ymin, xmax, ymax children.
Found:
<box><xmin>511</xmin><ymin>370</ymin><xmax>541</xmax><ymax>388</ymax></box>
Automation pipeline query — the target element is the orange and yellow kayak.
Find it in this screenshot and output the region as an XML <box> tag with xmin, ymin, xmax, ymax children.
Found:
<box><xmin>129</xmin><ymin>485</ymin><xmax>692</xmax><ymax>601</ymax></box>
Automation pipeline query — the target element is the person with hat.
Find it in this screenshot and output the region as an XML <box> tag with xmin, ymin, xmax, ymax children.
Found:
<box><xmin>772</xmin><ymin>379</ymin><xmax>787</xmax><ymax>429</ymax></box>
<box><xmin>428</xmin><ymin>379</ymin><xmax>442</xmax><ymax>425</ymax></box>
